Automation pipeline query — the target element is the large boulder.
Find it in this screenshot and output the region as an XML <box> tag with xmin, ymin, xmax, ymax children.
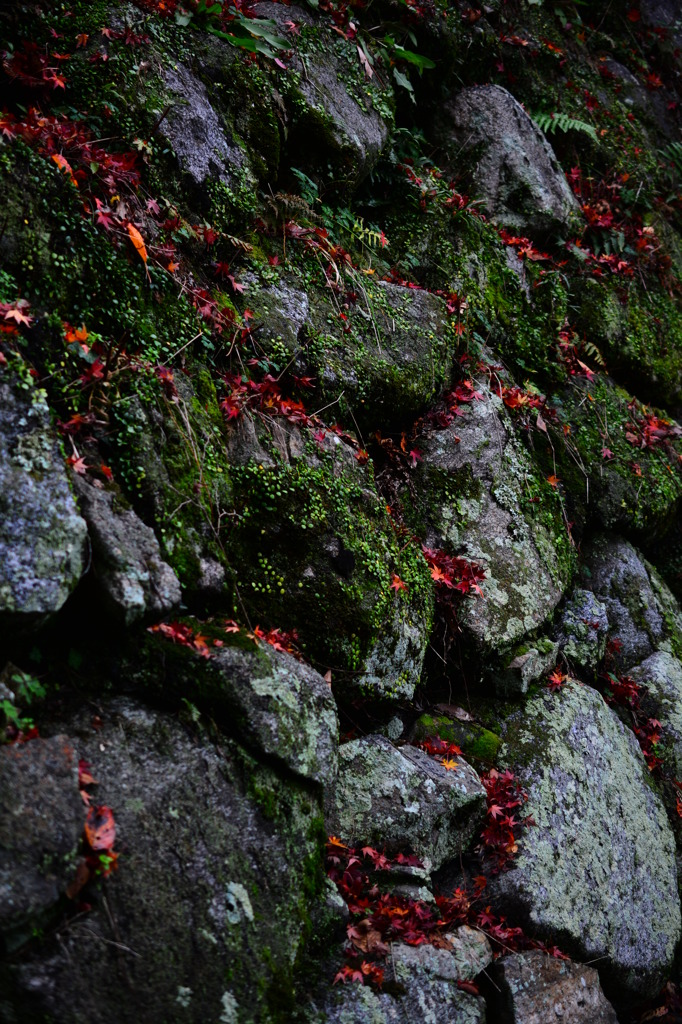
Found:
<box><xmin>0</xmin><ymin>378</ymin><xmax>87</xmax><ymax>635</ymax></box>
<box><xmin>487</xmin><ymin>951</ymin><xmax>617</xmax><ymax>1024</ymax></box>
<box><xmin>437</xmin><ymin>84</ymin><xmax>582</xmax><ymax>237</ymax></box>
<box><xmin>329</xmin><ymin>735</ymin><xmax>486</xmax><ymax>871</ymax></box>
<box><xmin>494</xmin><ymin>681</ymin><xmax>680</xmax><ymax>1001</ymax></box>
<box><xmin>403</xmin><ymin>377</ymin><xmax>573</xmax><ymax>660</ymax></box>
<box><xmin>0</xmin><ymin>736</ymin><xmax>83</xmax><ymax>954</ymax></box>
<box><xmin>1</xmin><ymin>698</ymin><xmax>327</xmax><ymax>1024</ymax></box>
<box><xmin>72</xmin><ymin>474</ymin><xmax>182</xmax><ymax>626</ymax></box>
<box><xmin>581</xmin><ymin>534</ymin><xmax>682</xmax><ymax>672</ymax></box>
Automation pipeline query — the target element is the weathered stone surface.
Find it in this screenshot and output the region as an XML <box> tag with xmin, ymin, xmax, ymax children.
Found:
<box><xmin>581</xmin><ymin>534</ymin><xmax>682</xmax><ymax>671</ymax></box>
<box><xmin>438</xmin><ymin>84</ymin><xmax>582</xmax><ymax>236</ymax></box>
<box><xmin>404</xmin><ymin>378</ymin><xmax>572</xmax><ymax>659</ymax></box>
<box><xmin>556</xmin><ymin>587</ymin><xmax>609</xmax><ymax>675</ymax></box>
<box><xmin>630</xmin><ymin>651</ymin><xmax>682</xmax><ymax>775</ymax></box>
<box><xmin>1</xmin><ymin>699</ymin><xmax>326</xmax><ymax>1024</ymax></box>
<box><xmin>329</xmin><ymin>735</ymin><xmax>486</xmax><ymax>871</ymax></box>
<box><xmin>495</xmin><ymin>638</ymin><xmax>559</xmax><ymax>697</ymax></box>
<box><xmin>0</xmin><ymin>736</ymin><xmax>82</xmax><ymax>951</ymax></box>
<box><xmin>0</xmin><ymin>379</ymin><xmax>87</xmax><ymax>633</ymax></box>
<box><xmin>495</xmin><ymin>681</ymin><xmax>680</xmax><ymax>999</ymax></box>
<box><xmin>161</xmin><ymin>63</ymin><xmax>253</xmax><ymax>190</ymax></box>
<box><xmin>139</xmin><ymin>637</ymin><xmax>339</xmax><ymax>788</ymax></box>
<box><xmin>317</xmin><ymin>933</ymin><xmax>489</xmax><ymax>1023</ymax></box>
<box><xmin>72</xmin><ymin>475</ymin><xmax>182</xmax><ymax>626</ymax></box>
<box><xmin>488</xmin><ymin>951</ymin><xmax>617</xmax><ymax>1024</ymax></box>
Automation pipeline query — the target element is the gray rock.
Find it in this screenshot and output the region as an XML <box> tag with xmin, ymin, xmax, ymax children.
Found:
<box><xmin>582</xmin><ymin>534</ymin><xmax>682</xmax><ymax>671</ymax></box>
<box><xmin>556</xmin><ymin>588</ymin><xmax>609</xmax><ymax>675</ymax></box>
<box><xmin>318</xmin><ymin>934</ymin><xmax>488</xmax><ymax>1023</ymax></box>
<box><xmin>1</xmin><ymin>699</ymin><xmax>326</xmax><ymax>1024</ymax></box>
<box><xmin>438</xmin><ymin>84</ymin><xmax>582</xmax><ymax>236</ymax></box>
<box><xmin>140</xmin><ymin>638</ymin><xmax>339</xmax><ymax>788</ymax></box>
<box><xmin>405</xmin><ymin>377</ymin><xmax>572</xmax><ymax>659</ymax></box>
<box><xmin>630</xmin><ymin>651</ymin><xmax>682</xmax><ymax>775</ymax></box>
<box><xmin>72</xmin><ymin>475</ymin><xmax>181</xmax><ymax>626</ymax></box>
<box><xmin>318</xmin><ymin>981</ymin><xmax>485</xmax><ymax>1024</ymax></box>
<box><xmin>161</xmin><ymin>63</ymin><xmax>252</xmax><ymax>189</ymax></box>
<box><xmin>0</xmin><ymin>379</ymin><xmax>87</xmax><ymax>633</ymax></box>
<box><xmin>329</xmin><ymin>735</ymin><xmax>486</xmax><ymax>871</ymax></box>
<box><xmin>489</xmin><ymin>951</ymin><xmax>617</xmax><ymax>1024</ymax></box>
<box><xmin>390</xmin><ymin>926</ymin><xmax>493</xmax><ymax>984</ymax></box>
<box><xmin>496</xmin><ymin>638</ymin><xmax>559</xmax><ymax>696</ymax></box>
<box><xmin>0</xmin><ymin>736</ymin><xmax>82</xmax><ymax>952</ymax></box>
<box><xmin>495</xmin><ymin>681</ymin><xmax>680</xmax><ymax>999</ymax></box>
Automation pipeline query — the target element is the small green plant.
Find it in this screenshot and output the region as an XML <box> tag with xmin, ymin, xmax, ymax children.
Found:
<box><xmin>0</xmin><ymin>670</ymin><xmax>46</xmax><ymax>740</ymax></box>
<box><xmin>174</xmin><ymin>2</ymin><xmax>289</xmax><ymax>59</ymax></box>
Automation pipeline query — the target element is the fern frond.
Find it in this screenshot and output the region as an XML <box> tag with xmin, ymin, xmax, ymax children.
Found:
<box><xmin>532</xmin><ymin>111</ymin><xmax>599</xmax><ymax>144</ymax></box>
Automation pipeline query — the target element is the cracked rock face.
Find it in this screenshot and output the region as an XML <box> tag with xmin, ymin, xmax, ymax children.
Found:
<box><xmin>495</xmin><ymin>681</ymin><xmax>680</xmax><ymax>1000</ymax></box>
<box><xmin>328</xmin><ymin>734</ymin><xmax>487</xmax><ymax>871</ymax></box>
<box><xmin>0</xmin><ymin>378</ymin><xmax>87</xmax><ymax>634</ymax></box>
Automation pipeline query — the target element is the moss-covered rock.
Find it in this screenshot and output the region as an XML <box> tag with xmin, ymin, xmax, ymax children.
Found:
<box><xmin>544</xmin><ymin>375</ymin><xmax>682</xmax><ymax>538</ymax></box>
<box><xmin>495</xmin><ymin>681</ymin><xmax>680</xmax><ymax>1002</ymax></box>
<box><xmin>223</xmin><ymin>415</ymin><xmax>434</xmax><ymax>696</ymax></box>
<box><xmin>408</xmin><ymin>713</ymin><xmax>501</xmax><ymax>768</ymax></box>
<box><xmin>244</xmin><ymin>271</ymin><xmax>457</xmax><ymax>432</ymax></box>
<box><xmin>575</xmin><ymin>277</ymin><xmax>682</xmax><ymax>412</ymax></box>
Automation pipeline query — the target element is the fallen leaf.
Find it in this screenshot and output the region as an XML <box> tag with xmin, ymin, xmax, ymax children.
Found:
<box><xmin>127</xmin><ymin>222</ymin><xmax>147</xmax><ymax>264</ymax></box>
<box><xmin>84</xmin><ymin>805</ymin><xmax>116</xmax><ymax>851</ymax></box>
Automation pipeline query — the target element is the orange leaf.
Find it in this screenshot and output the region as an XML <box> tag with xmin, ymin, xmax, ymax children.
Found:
<box><xmin>52</xmin><ymin>153</ymin><xmax>78</xmax><ymax>188</ymax></box>
<box><xmin>85</xmin><ymin>805</ymin><xmax>116</xmax><ymax>851</ymax></box>
<box><xmin>127</xmin><ymin>223</ymin><xmax>147</xmax><ymax>264</ymax></box>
